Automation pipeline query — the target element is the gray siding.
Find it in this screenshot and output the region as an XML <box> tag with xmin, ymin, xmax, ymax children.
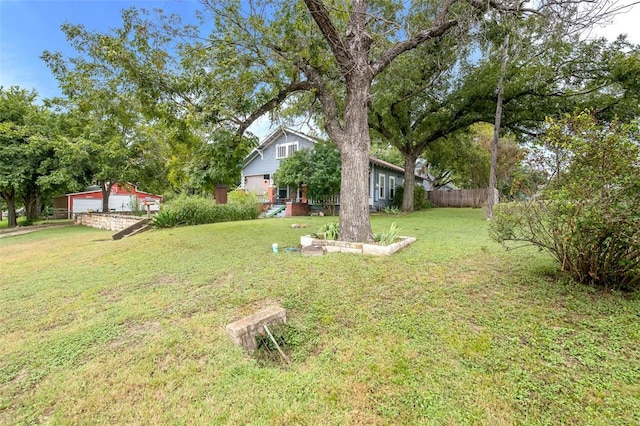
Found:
<box><xmin>243</xmin><ymin>131</ymin><xmax>316</xmax><ymax>177</ymax></box>
<box><xmin>243</xmin><ymin>128</ymin><xmax>427</xmax><ymax>210</ymax></box>
<box><xmin>370</xmin><ymin>165</ymin><xmax>425</xmax><ymax>209</ymax></box>
<box><xmin>371</xmin><ymin>166</ymin><xmax>405</xmax><ymax>209</ymax></box>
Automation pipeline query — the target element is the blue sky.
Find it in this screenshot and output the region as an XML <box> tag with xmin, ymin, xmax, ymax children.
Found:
<box><xmin>1</xmin><ymin>0</ymin><xmax>639</xmax><ymax>103</ymax></box>
<box><xmin>0</xmin><ymin>0</ymin><xmax>200</xmax><ymax>100</ymax></box>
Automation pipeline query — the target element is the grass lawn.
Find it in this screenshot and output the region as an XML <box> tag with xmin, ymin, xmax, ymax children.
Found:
<box><xmin>1</xmin><ymin>209</ymin><xmax>638</xmax><ymax>424</ymax></box>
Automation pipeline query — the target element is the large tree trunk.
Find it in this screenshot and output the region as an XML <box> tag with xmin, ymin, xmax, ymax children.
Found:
<box><xmin>1</xmin><ymin>190</ymin><xmax>18</xmax><ymax>228</ymax></box>
<box><xmin>402</xmin><ymin>154</ymin><xmax>418</xmax><ymax>212</ymax></box>
<box><xmin>23</xmin><ymin>186</ymin><xmax>40</xmax><ymax>221</ymax></box>
<box><xmin>338</xmin><ymin>134</ymin><xmax>372</xmax><ymax>242</ymax></box>
<box><xmin>487</xmin><ymin>33</ymin><xmax>509</xmax><ymax>219</ymax></box>
<box><xmin>100</xmin><ymin>181</ymin><xmax>114</xmax><ymax>213</ymax></box>
<box><xmin>337</xmin><ymin>76</ymin><xmax>374</xmax><ymax>242</ymax></box>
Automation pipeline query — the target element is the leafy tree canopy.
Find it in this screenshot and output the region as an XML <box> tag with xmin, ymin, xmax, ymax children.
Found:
<box><xmin>273</xmin><ymin>141</ymin><xmax>341</xmax><ymax>213</ymax></box>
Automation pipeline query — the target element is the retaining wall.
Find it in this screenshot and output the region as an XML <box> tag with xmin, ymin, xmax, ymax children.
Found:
<box><xmin>74</xmin><ymin>213</ymin><xmax>147</xmax><ymax>232</ymax></box>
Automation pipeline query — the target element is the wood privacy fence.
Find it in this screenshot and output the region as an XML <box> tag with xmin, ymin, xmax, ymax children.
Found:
<box><xmin>427</xmin><ymin>188</ymin><xmax>498</xmax><ymax>208</ymax></box>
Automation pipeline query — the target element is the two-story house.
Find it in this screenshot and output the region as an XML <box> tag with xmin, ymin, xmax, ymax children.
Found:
<box><xmin>241</xmin><ymin>127</ymin><xmax>426</xmax><ymax>211</ymax></box>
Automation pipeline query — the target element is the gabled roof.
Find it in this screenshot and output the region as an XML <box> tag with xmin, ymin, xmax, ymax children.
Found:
<box><xmin>369</xmin><ymin>157</ymin><xmax>404</xmax><ymax>174</ymax></box>
<box><xmin>244</xmin><ymin>126</ymin><xmax>322</xmax><ymax>165</ymax></box>
<box><xmin>244</xmin><ymin>127</ymin><xmax>425</xmax><ymax>181</ymax></box>
<box><xmin>63</xmin><ymin>182</ymin><xmax>161</xmax><ymax>198</ymax></box>
<box><xmin>369</xmin><ymin>157</ymin><xmax>425</xmax><ymax>181</ymax></box>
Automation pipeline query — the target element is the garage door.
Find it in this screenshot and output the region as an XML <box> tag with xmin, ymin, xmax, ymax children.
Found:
<box><xmin>72</xmin><ymin>198</ymin><xmax>103</xmax><ymax>213</ymax></box>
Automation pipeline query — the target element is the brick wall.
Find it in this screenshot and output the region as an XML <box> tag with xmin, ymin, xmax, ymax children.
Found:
<box><xmin>286</xmin><ymin>201</ymin><xmax>309</xmax><ymax>217</ymax></box>
<box><xmin>74</xmin><ymin>213</ymin><xmax>146</xmax><ymax>232</ymax></box>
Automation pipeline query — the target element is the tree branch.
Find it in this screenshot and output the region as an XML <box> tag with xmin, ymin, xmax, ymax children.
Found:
<box><xmin>371</xmin><ymin>0</ymin><xmax>458</xmax><ymax>76</ymax></box>
<box><xmin>302</xmin><ymin>0</ymin><xmax>353</xmax><ymax>75</ymax></box>
<box><xmin>235</xmin><ymin>80</ymin><xmax>315</xmax><ymax>137</ymax></box>
<box><xmin>298</xmin><ymin>62</ymin><xmax>344</xmax><ymax>145</ymax></box>
<box><xmin>370</xmin><ymin>111</ymin><xmax>395</xmax><ymax>141</ymax></box>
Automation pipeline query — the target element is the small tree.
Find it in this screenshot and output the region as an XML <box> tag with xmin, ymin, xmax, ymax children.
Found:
<box><xmin>273</xmin><ymin>141</ymin><xmax>341</xmax><ymax>215</ymax></box>
<box><xmin>490</xmin><ymin>111</ymin><xmax>640</xmax><ymax>290</ymax></box>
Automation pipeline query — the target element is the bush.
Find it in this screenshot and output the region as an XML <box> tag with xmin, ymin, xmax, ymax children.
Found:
<box><xmin>152</xmin><ymin>194</ymin><xmax>259</xmax><ymax>228</ymax></box>
<box><xmin>374</xmin><ymin>222</ymin><xmax>402</xmax><ymax>245</ymax></box>
<box><xmin>228</xmin><ymin>189</ymin><xmax>262</xmax><ymax>205</ymax></box>
<box><xmin>311</xmin><ymin>221</ymin><xmax>339</xmax><ymax>240</ymax></box>
<box><xmin>490</xmin><ymin>112</ymin><xmax>640</xmax><ymax>291</ymax></box>
<box><xmin>152</xmin><ymin>209</ymin><xmax>181</xmax><ymax>228</ymax></box>
<box><xmin>391</xmin><ymin>184</ymin><xmax>432</xmax><ymax>210</ymax></box>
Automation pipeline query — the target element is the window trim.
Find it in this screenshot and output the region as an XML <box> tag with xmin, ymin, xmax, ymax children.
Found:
<box><xmin>389</xmin><ymin>176</ymin><xmax>396</xmax><ymax>200</ymax></box>
<box><xmin>276</xmin><ymin>142</ymin><xmax>299</xmax><ymax>159</ymax></box>
<box><xmin>378</xmin><ymin>173</ymin><xmax>386</xmax><ymax>199</ymax></box>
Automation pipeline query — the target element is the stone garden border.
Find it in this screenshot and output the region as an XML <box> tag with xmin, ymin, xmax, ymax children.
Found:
<box><xmin>300</xmin><ymin>235</ymin><xmax>416</xmax><ymax>256</ymax></box>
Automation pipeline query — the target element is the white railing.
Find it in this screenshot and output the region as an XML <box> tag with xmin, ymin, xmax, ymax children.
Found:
<box><xmin>309</xmin><ymin>195</ymin><xmax>340</xmax><ymax>206</ymax></box>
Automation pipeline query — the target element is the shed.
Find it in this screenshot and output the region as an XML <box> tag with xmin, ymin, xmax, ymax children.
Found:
<box><xmin>53</xmin><ymin>183</ymin><xmax>162</xmax><ymax>219</ymax></box>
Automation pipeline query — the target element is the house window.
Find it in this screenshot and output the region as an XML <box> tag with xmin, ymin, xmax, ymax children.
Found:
<box><xmin>389</xmin><ymin>176</ymin><xmax>396</xmax><ymax>200</ymax></box>
<box><xmin>276</xmin><ymin>142</ymin><xmax>299</xmax><ymax>159</ymax></box>
<box><xmin>378</xmin><ymin>173</ymin><xmax>386</xmax><ymax>199</ymax></box>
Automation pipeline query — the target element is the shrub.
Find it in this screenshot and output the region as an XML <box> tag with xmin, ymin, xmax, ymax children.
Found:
<box><xmin>311</xmin><ymin>222</ymin><xmax>339</xmax><ymax>240</ymax></box>
<box><xmin>374</xmin><ymin>222</ymin><xmax>402</xmax><ymax>245</ymax></box>
<box><xmin>152</xmin><ymin>194</ymin><xmax>259</xmax><ymax>228</ymax></box>
<box><xmin>152</xmin><ymin>209</ymin><xmax>181</xmax><ymax>228</ymax></box>
<box><xmin>391</xmin><ymin>184</ymin><xmax>432</xmax><ymax>210</ymax></box>
<box><xmin>127</xmin><ymin>196</ymin><xmax>143</xmax><ymax>215</ymax></box>
<box><xmin>383</xmin><ymin>206</ymin><xmax>400</xmax><ymax>214</ymax></box>
<box><xmin>228</xmin><ymin>189</ymin><xmax>262</xmax><ymax>205</ymax></box>
<box><xmin>490</xmin><ymin>112</ymin><xmax>640</xmax><ymax>291</ymax></box>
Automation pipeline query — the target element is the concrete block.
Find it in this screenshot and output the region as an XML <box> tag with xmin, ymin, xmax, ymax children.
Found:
<box><xmin>362</xmin><ymin>244</ymin><xmax>392</xmax><ymax>256</ymax></box>
<box><xmin>302</xmin><ymin>245</ymin><xmax>325</xmax><ymax>256</ymax></box>
<box><xmin>339</xmin><ymin>246</ymin><xmax>362</xmax><ymax>254</ymax></box>
<box><xmin>300</xmin><ymin>236</ymin><xmax>314</xmax><ymax>247</ymax></box>
<box><xmin>226</xmin><ymin>306</ymin><xmax>286</xmax><ymax>351</ymax></box>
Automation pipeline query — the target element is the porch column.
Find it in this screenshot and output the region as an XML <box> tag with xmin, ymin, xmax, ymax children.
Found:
<box><xmin>267</xmin><ymin>186</ymin><xmax>276</xmax><ymax>204</ymax></box>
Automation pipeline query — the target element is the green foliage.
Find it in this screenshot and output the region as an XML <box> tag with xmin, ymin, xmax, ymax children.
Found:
<box><xmin>371</xmin><ymin>141</ymin><xmax>404</xmax><ymax>167</ymax></box>
<box><xmin>273</xmin><ymin>142</ymin><xmax>341</xmax><ymax>213</ymax></box>
<box><xmin>152</xmin><ymin>194</ymin><xmax>258</xmax><ymax>228</ymax></box>
<box><xmin>425</xmin><ymin>124</ymin><xmax>526</xmax><ymax>195</ymax></box>
<box><xmin>490</xmin><ymin>112</ymin><xmax>640</xmax><ymax>290</ymax></box>
<box><xmin>127</xmin><ymin>196</ymin><xmax>143</xmax><ymax>215</ymax></box>
<box><xmin>272</xmin><ymin>148</ymin><xmax>313</xmax><ymax>190</ymax></box>
<box><xmin>383</xmin><ymin>206</ymin><xmax>400</xmax><ymax>215</ymax></box>
<box><xmin>151</xmin><ymin>209</ymin><xmax>181</xmax><ymax>228</ymax></box>
<box><xmin>0</xmin><ymin>87</ymin><xmax>90</xmax><ymax>224</ymax></box>
<box><xmin>311</xmin><ymin>221</ymin><xmax>339</xmax><ymax>240</ymax></box>
<box><xmin>374</xmin><ymin>222</ymin><xmax>402</xmax><ymax>246</ymax></box>
<box><xmin>227</xmin><ymin>189</ymin><xmax>261</xmax><ymax>206</ymax></box>
<box><xmin>391</xmin><ymin>185</ymin><xmax>430</xmax><ymax>211</ymax></box>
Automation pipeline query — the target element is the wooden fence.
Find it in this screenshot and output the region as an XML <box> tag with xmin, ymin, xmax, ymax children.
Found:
<box><xmin>427</xmin><ymin>188</ymin><xmax>498</xmax><ymax>208</ymax></box>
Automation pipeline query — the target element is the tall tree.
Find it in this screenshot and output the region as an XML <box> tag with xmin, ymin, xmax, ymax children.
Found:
<box><xmin>55</xmin><ymin>1</ymin><xmax>625</xmax><ymax>240</ymax></box>
<box><xmin>55</xmin><ymin>1</ymin><xmax>515</xmax><ymax>241</ymax></box>
<box><xmin>44</xmin><ymin>30</ymin><xmax>155</xmax><ymax>212</ymax></box>
<box><xmin>0</xmin><ymin>87</ymin><xmax>39</xmax><ymax>227</ymax></box>
<box><xmin>0</xmin><ymin>88</ymin><xmax>89</xmax><ymax>224</ymax></box>
<box><xmin>370</xmin><ymin>1</ymin><xmax>638</xmax><ymax>212</ymax></box>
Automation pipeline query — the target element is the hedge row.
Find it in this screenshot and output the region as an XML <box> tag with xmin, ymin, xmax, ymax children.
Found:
<box><xmin>152</xmin><ymin>195</ymin><xmax>259</xmax><ymax>228</ymax></box>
